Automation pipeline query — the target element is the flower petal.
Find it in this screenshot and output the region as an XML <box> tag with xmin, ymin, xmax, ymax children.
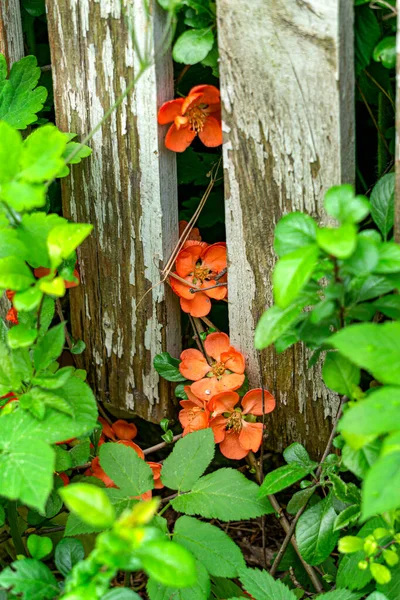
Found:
<box><xmin>210</xmin><ymin>415</ymin><xmax>227</xmax><ymax>443</ymax></box>
<box><xmin>158</xmin><ymin>98</ymin><xmax>185</xmax><ymax>124</ymax></box>
<box><xmin>219</xmin><ymin>430</ymin><xmax>249</xmax><ymax>460</ymax></box>
<box><xmin>181</xmin><ymin>92</ymin><xmax>203</xmax><ymax>114</ymax></box>
<box><xmin>221</xmin><ymin>347</ymin><xmax>245</xmax><ymax>374</ymax></box>
<box><xmin>198</xmin><ymin>116</ymin><xmax>222</xmax><ymax>148</ymax></box>
<box><xmin>179</xmin><ymin>354</ymin><xmax>210</xmax><ymax>381</ymax></box>
<box><xmin>176</xmin><ymin>245</ymin><xmax>204</xmax><ymax>277</ymax></box>
<box><xmin>184</xmin><ymin>385</ymin><xmax>208</xmax><ymax>407</ymax></box>
<box><xmin>179</xmin><ymin>406</ymin><xmax>209</xmax><ymax>436</ymax></box>
<box><xmin>190</xmin><ymin>376</ymin><xmax>220</xmax><ymax>401</ymax></box>
<box><xmin>170</xmin><ymin>273</ymin><xmax>197</xmax><ymax>300</ymax></box>
<box><xmin>241</xmin><ymin>388</ymin><xmax>276</xmax><ymax>416</ymax></box>
<box><xmin>180</xmin><ymin>293</ymin><xmax>212</xmax><ymax>317</ymax></box>
<box><xmin>165</xmin><ymin>123</ymin><xmax>196</xmax><ymax>152</ymax></box>
<box><xmin>116</xmin><ymin>439</ymin><xmax>145</xmax><ymax>460</ymax></box>
<box><xmin>239</xmin><ymin>421</ymin><xmax>263</xmax><ymax>453</ymax></box>
<box><xmin>204</xmin><ymin>332</ymin><xmax>230</xmax><ymax>361</ymax></box>
<box><xmin>112</xmin><ymin>419</ymin><xmax>137</xmax><ymax>441</ymax></box>
<box><xmin>188</xmin><ymin>85</ymin><xmax>220</xmax><ymax>105</ymax></box>
<box><xmin>209</xmin><ymin>391</ymin><xmax>239</xmax><ymax>417</ymax></box>
<box><xmin>202</xmin><ymin>243</ymin><xmax>227</xmax><ymax>275</ymax></box>
<box><xmin>98</xmin><ymin>417</ymin><xmax>116</xmax><ymax>440</ymax></box>
<box><xmin>203</xmin><ymin>280</ymin><xmax>227</xmax><ymax>300</ymax></box>
<box><xmin>216</xmin><ymin>373</ymin><xmax>245</xmax><ymax>394</ymax></box>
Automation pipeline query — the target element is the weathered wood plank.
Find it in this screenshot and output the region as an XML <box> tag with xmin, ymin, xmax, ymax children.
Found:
<box><xmin>217</xmin><ymin>0</ymin><xmax>355</xmax><ymax>455</ymax></box>
<box><xmin>46</xmin><ymin>0</ymin><xmax>180</xmax><ymax>421</ymax></box>
<box><xmin>0</xmin><ymin>0</ymin><xmax>24</xmax><ymax>67</ymax></box>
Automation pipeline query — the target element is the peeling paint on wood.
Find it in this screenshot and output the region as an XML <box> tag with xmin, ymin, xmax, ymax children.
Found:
<box><xmin>217</xmin><ymin>0</ymin><xmax>355</xmax><ymax>456</ymax></box>
<box><xmin>46</xmin><ymin>0</ymin><xmax>180</xmax><ymax>421</ymax></box>
<box><xmin>0</xmin><ymin>0</ymin><xmax>24</xmax><ymax>67</ymax></box>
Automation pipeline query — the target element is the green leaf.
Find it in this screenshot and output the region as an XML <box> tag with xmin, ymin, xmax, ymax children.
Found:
<box><xmin>54</xmin><ymin>446</ymin><xmax>72</xmax><ymax>471</ymax></box>
<box><xmin>316</xmin><ymin>592</ymin><xmax>364</xmax><ymax>600</ymax></box>
<box><xmin>322</xmin><ymin>352</ymin><xmax>360</xmax><ymax>397</ymax></box>
<box><xmin>283</xmin><ymin>443</ymin><xmax>315</xmax><ymax>468</ymax></box>
<box><xmin>367</xmin><ymin>594</ymin><xmax>389</xmax><ymax>600</ymax></box>
<box><xmin>330</xmin><ymin>322</ymin><xmax>400</xmax><ymax>386</ymax></box>
<box><xmin>20</xmin><ymin>124</ymin><xmax>67</xmax><ymax>181</ymax></box>
<box><xmin>153</xmin><ymin>352</ymin><xmax>187</xmax><ymax>382</ymax></box>
<box><xmin>173</xmin><ymin>28</ymin><xmax>214</xmax><ymax>64</ymax></box>
<box><xmin>273</xmin><ymin>245</ymin><xmax>319</xmax><ymax>309</ymax></box>
<box><xmin>171</xmin><ymin>468</ymin><xmax>273</xmax><ymax>521</ymax></box>
<box><xmin>258</xmin><ymin>464</ymin><xmax>315</xmax><ymax>496</ymax></box>
<box><xmin>0</xmin><ymin>256</ymin><xmax>35</xmax><ymax>290</ymax></box>
<box><xmin>69</xmin><ymin>440</ymin><xmax>91</xmax><ymax>467</ymax></box>
<box><xmin>337</xmin><ymin>517</ymin><xmax>386</xmax><ymax>590</ymax></box>
<box><xmin>348</xmin><ymin>274</ymin><xmax>395</xmax><ymax>303</ymax></box>
<box><xmin>2</xmin><ymin>180</ymin><xmax>46</xmax><ymax>211</ymax></box>
<box><xmin>47</xmin><ymin>222</ymin><xmax>93</xmax><ymax>267</ymax></box>
<box><xmin>255</xmin><ymin>304</ymin><xmax>302</xmax><ymax>350</ymax></box>
<box><xmin>286</xmin><ymin>487</ymin><xmax>316</xmax><ymax>515</ymax></box>
<box><xmin>18</xmin><ymin>212</ymin><xmax>67</xmax><ymax>269</ymax></box>
<box><xmin>22</xmin><ymin>387</ymin><xmax>73</xmax><ymax>417</ymax></box>
<box><xmin>0</xmin><ymin>559</ymin><xmax>58</xmax><ymax>599</ymax></box>
<box><xmin>373</xmin><ymin>295</ymin><xmax>400</xmax><ymax>319</ymax></box>
<box><xmin>22</xmin><ymin>0</ymin><xmax>46</xmax><ymax>16</ymax></box>
<box><xmin>0</xmin><ymin>376</ymin><xmax>98</xmax><ymax>445</ymax></box>
<box><xmin>13</xmin><ymin>287</ymin><xmax>43</xmax><ymax>312</ymax></box>
<box><xmin>377</xmin><ymin>560</ymin><xmax>400</xmax><ymax>598</ymax></box>
<box><xmin>339</xmin><ymin>387</ymin><xmax>400</xmax><ymax>448</ymax></box>
<box><xmin>374</xmin><ymin>243</ymin><xmax>400</xmax><ymax>274</ymax></box>
<box><xmin>296</xmin><ymin>496</ymin><xmax>339</xmax><ymax>565</ymax></box>
<box><xmin>102</xmin><ymin>590</ymin><xmax>142</xmax><ymax>600</ymax></box>
<box><xmin>370</xmin><ymin>174</ymin><xmax>395</xmax><ymax>239</ymax></box>
<box><xmin>34</xmin><ymin>323</ymin><xmax>65</xmax><ymax>372</ymax></box>
<box><xmin>0</xmin><ymin>505</ymin><xmax>5</xmax><ymax>527</ymax></box>
<box><xmin>33</xmin><ymin>366</ymin><xmax>74</xmax><ymax>389</ymax></box>
<box><xmin>27</xmin><ymin>534</ymin><xmax>53</xmax><ymax>560</ymax></box>
<box><xmin>0</xmin><ymin>121</ymin><xmax>22</xmax><ymax>183</ymax></box>
<box><xmin>334</xmin><ymin>505</ymin><xmax>361</xmax><ymax>531</ymax></box>
<box><xmin>342</xmin><ymin>237</ymin><xmax>379</xmax><ymax>276</ymax></box>
<box><xmin>174</xmin><ymin>516</ymin><xmax>245</xmax><ymax>578</ymax></box>
<box><xmin>373</xmin><ymin>37</ymin><xmax>396</xmax><ymax>69</ymax></box>
<box><xmin>239</xmin><ymin>567</ymin><xmax>297</xmax><ymax>600</ymax></box>
<box><xmin>139</xmin><ymin>540</ymin><xmax>197</xmax><ymax>588</ymax></box>
<box><xmin>59</xmin><ymin>482</ymin><xmax>115</xmax><ymax>528</ymax></box>
<box><xmin>54</xmin><ymin>537</ymin><xmax>84</xmax><ymax>577</ymax></box>
<box><xmin>99</xmin><ymin>442</ymin><xmax>153</xmax><ymax>496</ymax></box>
<box><xmin>147</xmin><ymin>561</ymin><xmax>210</xmax><ymax>600</ymax></box>
<box><xmin>274</xmin><ymin>212</ymin><xmax>317</xmax><ymax>257</ymax></box>
<box><xmin>71</xmin><ymin>339</ymin><xmax>86</xmax><ymax>354</ymax></box>
<box><xmin>324</xmin><ymin>185</ymin><xmax>370</xmax><ymax>224</ymax></box>
<box><xmin>355</xmin><ymin>5</ymin><xmax>381</xmax><ymax>74</ymax></box>
<box><xmin>362</xmin><ymin>451</ymin><xmax>400</xmax><ymax>519</ymax></box>
<box><xmin>0</xmin><ymin>438</ymin><xmax>54</xmax><ymax>511</ymax></box>
<box><xmin>317</xmin><ymin>223</ymin><xmax>357</xmax><ymax>259</ymax></box>
<box><xmin>0</xmin><ymin>55</ymin><xmax>47</xmax><ymax>129</ymax></box>
<box><xmin>161</xmin><ymin>429</ymin><xmax>214</xmax><ymax>492</ymax></box>
<box><xmin>7</xmin><ymin>324</ymin><xmax>38</xmax><ymax>349</ymax></box>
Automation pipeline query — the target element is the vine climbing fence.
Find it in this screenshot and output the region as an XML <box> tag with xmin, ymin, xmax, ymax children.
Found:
<box><xmin>2</xmin><ymin>0</ymin><xmax>394</xmax><ymax>456</ymax></box>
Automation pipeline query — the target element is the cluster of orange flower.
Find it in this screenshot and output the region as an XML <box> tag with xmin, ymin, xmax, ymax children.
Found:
<box><xmin>177</xmin><ymin>332</ymin><xmax>276</xmax><ymax>460</ymax></box>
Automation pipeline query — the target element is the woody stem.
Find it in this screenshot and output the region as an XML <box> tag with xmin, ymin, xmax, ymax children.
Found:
<box><xmin>190</xmin><ymin>282</ymin><xmax>228</xmax><ymax>293</ymax></box>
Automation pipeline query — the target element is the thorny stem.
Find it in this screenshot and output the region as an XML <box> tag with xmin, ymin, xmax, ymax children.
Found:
<box><xmin>7</xmin><ymin>502</ymin><xmax>26</xmax><ymax>556</ymax></box>
<box><xmin>269</xmin><ymin>397</ymin><xmax>346</xmax><ymax>577</ymax></box>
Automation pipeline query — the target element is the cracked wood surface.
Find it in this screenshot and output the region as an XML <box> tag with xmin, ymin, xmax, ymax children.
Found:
<box><xmin>0</xmin><ymin>0</ymin><xmax>24</xmax><ymax>67</ymax></box>
<box><xmin>46</xmin><ymin>0</ymin><xmax>180</xmax><ymax>421</ymax></box>
<box><xmin>217</xmin><ymin>0</ymin><xmax>355</xmax><ymax>455</ymax></box>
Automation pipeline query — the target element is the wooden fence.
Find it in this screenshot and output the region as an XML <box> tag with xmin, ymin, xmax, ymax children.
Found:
<box><xmin>1</xmin><ymin>0</ymin><xmax>358</xmax><ymax>454</ymax></box>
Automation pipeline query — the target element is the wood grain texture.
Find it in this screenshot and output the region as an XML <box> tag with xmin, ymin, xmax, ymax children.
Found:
<box><xmin>46</xmin><ymin>0</ymin><xmax>180</xmax><ymax>421</ymax></box>
<box><xmin>396</xmin><ymin>0</ymin><xmax>400</xmax><ymax>243</ymax></box>
<box><xmin>0</xmin><ymin>0</ymin><xmax>24</xmax><ymax>67</ymax></box>
<box><xmin>217</xmin><ymin>0</ymin><xmax>355</xmax><ymax>455</ymax></box>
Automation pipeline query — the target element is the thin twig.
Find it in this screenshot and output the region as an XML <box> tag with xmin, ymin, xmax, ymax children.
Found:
<box><xmin>143</xmin><ymin>434</ymin><xmax>182</xmax><ymax>456</ymax></box>
<box><xmin>269</xmin><ymin>397</ymin><xmax>346</xmax><ymax>577</ymax></box>
<box><xmin>55</xmin><ymin>298</ymin><xmax>74</xmax><ymax>352</ymax></box>
<box><xmin>191</xmin><ymin>317</ymin><xmax>213</xmax><ymax>365</ymax></box>
<box><xmin>200</xmin><ymin>316</ymin><xmax>220</xmax><ymax>331</ymax></box>
<box><xmin>190</xmin><ymin>282</ymin><xmax>227</xmax><ymax>293</ymax></box>
<box><xmin>356</xmin><ymin>80</ymin><xmax>391</xmax><ymax>155</ymax></box>
<box><xmin>257</xmin><ymin>351</ymin><xmax>267</xmax><ymax>568</ymax></box>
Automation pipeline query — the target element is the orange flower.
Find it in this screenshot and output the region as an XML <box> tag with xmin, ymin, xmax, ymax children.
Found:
<box><xmin>86</xmin><ymin>456</ymin><xmax>116</xmax><ymax>488</ymax></box>
<box><xmin>179</xmin><ymin>386</ymin><xmax>210</xmax><ymax>436</ymax></box>
<box><xmin>147</xmin><ymin>461</ymin><xmax>164</xmax><ymax>489</ymax></box>
<box><xmin>209</xmin><ymin>389</ymin><xmax>276</xmax><ymax>460</ymax></box>
<box><xmin>158</xmin><ymin>84</ymin><xmax>222</xmax><ymax>152</ymax></box>
<box><xmin>5</xmin><ymin>291</ymin><xmax>18</xmax><ymax>325</ymax></box>
<box><xmin>98</xmin><ymin>417</ymin><xmax>138</xmax><ymax>442</ymax></box>
<box><xmin>179</xmin><ymin>332</ymin><xmax>245</xmax><ymax>401</ymax></box>
<box><xmin>170</xmin><ymin>243</ymin><xmax>227</xmax><ymax>317</ymax></box>
<box><xmin>116</xmin><ymin>439</ymin><xmax>145</xmax><ymax>459</ymax></box>
<box><xmin>59</xmin><ymin>472</ymin><xmax>70</xmax><ymax>486</ymax></box>
<box><xmin>0</xmin><ymin>392</ymin><xmax>17</xmax><ymax>409</ymax></box>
